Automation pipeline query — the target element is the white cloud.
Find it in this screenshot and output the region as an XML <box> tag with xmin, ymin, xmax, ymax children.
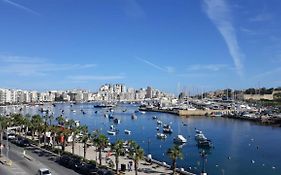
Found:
<box><xmin>68</xmin><ymin>75</ymin><xmax>125</xmax><ymax>82</ymax></box>
<box><xmin>2</xmin><ymin>0</ymin><xmax>40</xmax><ymax>16</ymax></box>
<box><xmin>0</xmin><ymin>55</ymin><xmax>96</xmax><ymax>76</ymax></box>
<box><xmin>202</xmin><ymin>0</ymin><xmax>244</xmax><ymax>76</ymax></box>
<box><xmin>249</xmin><ymin>13</ymin><xmax>272</xmax><ymax>22</ymax></box>
<box><xmin>187</xmin><ymin>64</ymin><xmax>229</xmax><ymax>71</ymax></box>
<box><xmin>136</xmin><ymin>57</ymin><xmax>175</xmax><ymax>73</ymax></box>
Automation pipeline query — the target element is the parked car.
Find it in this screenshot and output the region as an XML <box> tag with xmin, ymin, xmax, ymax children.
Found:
<box><xmin>38</xmin><ymin>168</ymin><xmax>52</xmax><ymax>175</ymax></box>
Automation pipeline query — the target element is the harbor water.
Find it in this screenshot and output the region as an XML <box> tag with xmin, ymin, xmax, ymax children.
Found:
<box><xmin>1</xmin><ymin>103</ymin><xmax>281</xmax><ymax>175</ymax></box>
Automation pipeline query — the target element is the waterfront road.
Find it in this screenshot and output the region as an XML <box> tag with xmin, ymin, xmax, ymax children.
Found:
<box><xmin>0</xmin><ymin>142</ymin><xmax>80</xmax><ymax>175</ymax></box>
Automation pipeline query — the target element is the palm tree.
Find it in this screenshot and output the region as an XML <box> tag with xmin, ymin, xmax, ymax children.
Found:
<box><xmin>30</xmin><ymin>115</ymin><xmax>43</xmax><ymax>145</ymax></box>
<box><xmin>111</xmin><ymin>140</ymin><xmax>124</xmax><ymax>174</ymax></box>
<box><xmin>128</xmin><ymin>141</ymin><xmax>144</xmax><ymax>175</ymax></box>
<box><xmin>94</xmin><ymin>133</ymin><xmax>109</xmax><ymax>166</ymax></box>
<box><xmin>80</xmin><ymin>125</ymin><xmax>90</xmax><ymax>159</ymax></box>
<box><xmin>65</xmin><ymin>119</ymin><xmax>77</xmax><ymax>155</ymax></box>
<box><xmin>0</xmin><ymin>116</ymin><xmax>11</xmax><ymax>157</ymax></box>
<box><xmin>56</xmin><ymin>115</ymin><xmax>65</xmax><ymax>126</ymax></box>
<box><xmin>166</xmin><ymin>144</ymin><xmax>183</xmax><ymax>175</ymax></box>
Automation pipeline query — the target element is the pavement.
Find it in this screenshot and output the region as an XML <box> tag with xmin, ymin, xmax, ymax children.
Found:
<box><xmin>0</xmin><ymin>141</ymin><xmax>80</xmax><ymax>175</ymax></box>
<box><xmin>65</xmin><ymin>143</ymin><xmax>174</xmax><ymax>175</ymax></box>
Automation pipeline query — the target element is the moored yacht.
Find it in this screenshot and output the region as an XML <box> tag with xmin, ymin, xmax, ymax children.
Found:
<box><xmin>174</xmin><ymin>135</ymin><xmax>187</xmax><ymax>144</ymax></box>
<box><xmin>157</xmin><ymin>133</ymin><xmax>167</xmax><ymax>139</ymax></box>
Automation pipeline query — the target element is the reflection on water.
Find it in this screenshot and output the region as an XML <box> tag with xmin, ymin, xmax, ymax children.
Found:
<box><xmin>1</xmin><ymin>103</ymin><xmax>281</xmax><ymax>175</ymax></box>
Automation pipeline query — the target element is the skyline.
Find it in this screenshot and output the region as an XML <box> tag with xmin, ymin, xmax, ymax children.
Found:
<box><xmin>1</xmin><ymin>0</ymin><xmax>281</xmax><ymax>93</ymax></box>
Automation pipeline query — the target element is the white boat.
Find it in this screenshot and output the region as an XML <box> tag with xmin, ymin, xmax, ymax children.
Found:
<box><xmin>107</xmin><ymin>130</ymin><xmax>116</xmax><ymax>135</ymax></box>
<box><xmin>174</xmin><ymin>135</ymin><xmax>187</xmax><ymax>143</ymax></box>
<box><xmin>140</xmin><ymin>111</ymin><xmax>146</xmax><ymax>114</ymax></box>
<box><xmin>104</xmin><ymin>114</ymin><xmax>109</xmax><ymax>118</ymax></box>
<box><xmin>152</xmin><ymin>116</ymin><xmax>157</xmax><ymax>120</ymax></box>
<box><xmin>195</xmin><ymin>133</ymin><xmax>207</xmax><ymax>141</ymax></box>
<box><xmin>157</xmin><ymin>120</ymin><xmax>162</xmax><ymax>125</ymax></box>
<box><xmin>157</xmin><ymin>133</ymin><xmax>167</xmax><ymax>139</ymax></box>
<box><xmin>110</xmin><ymin>125</ymin><xmax>114</xmax><ymax>130</ymax></box>
<box><xmin>72</xmin><ymin>110</ymin><xmax>76</xmax><ymax>113</ymax></box>
<box><xmin>124</xmin><ymin>129</ymin><xmax>131</xmax><ymax>135</ymax></box>
<box><xmin>195</xmin><ymin>129</ymin><xmax>202</xmax><ymax>134</ymax></box>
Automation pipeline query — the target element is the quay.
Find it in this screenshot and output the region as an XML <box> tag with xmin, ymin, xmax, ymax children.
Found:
<box><xmin>139</xmin><ymin>107</ymin><xmax>233</xmax><ymax>117</ymax></box>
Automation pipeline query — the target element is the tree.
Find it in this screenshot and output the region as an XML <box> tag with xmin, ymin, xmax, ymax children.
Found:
<box><xmin>80</xmin><ymin>125</ymin><xmax>90</xmax><ymax>159</ymax></box>
<box><xmin>94</xmin><ymin>133</ymin><xmax>109</xmax><ymax>166</ymax></box>
<box><xmin>30</xmin><ymin>115</ymin><xmax>43</xmax><ymax>145</ymax></box>
<box><xmin>0</xmin><ymin>116</ymin><xmax>11</xmax><ymax>157</ymax></box>
<box><xmin>56</xmin><ymin>115</ymin><xmax>65</xmax><ymax>126</ymax></box>
<box><xmin>111</xmin><ymin>140</ymin><xmax>124</xmax><ymax>173</ymax></box>
<box><xmin>128</xmin><ymin>141</ymin><xmax>144</xmax><ymax>175</ymax></box>
<box><xmin>65</xmin><ymin>119</ymin><xmax>78</xmax><ymax>155</ymax></box>
<box><xmin>167</xmin><ymin>144</ymin><xmax>183</xmax><ymax>175</ymax></box>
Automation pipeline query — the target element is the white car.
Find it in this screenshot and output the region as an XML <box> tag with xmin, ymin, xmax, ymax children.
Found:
<box><xmin>38</xmin><ymin>168</ymin><xmax>52</xmax><ymax>175</ymax></box>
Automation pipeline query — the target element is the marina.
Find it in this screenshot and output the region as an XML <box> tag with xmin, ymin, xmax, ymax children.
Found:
<box><xmin>1</xmin><ymin>102</ymin><xmax>281</xmax><ymax>175</ymax></box>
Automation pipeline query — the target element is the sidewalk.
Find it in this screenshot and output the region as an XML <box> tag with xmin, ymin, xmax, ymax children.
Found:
<box><xmin>65</xmin><ymin>143</ymin><xmax>173</xmax><ymax>175</ymax></box>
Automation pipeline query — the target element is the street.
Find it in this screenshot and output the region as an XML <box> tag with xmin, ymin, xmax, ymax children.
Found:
<box><xmin>0</xmin><ymin>142</ymin><xmax>80</xmax><ymax>175</ymax></box>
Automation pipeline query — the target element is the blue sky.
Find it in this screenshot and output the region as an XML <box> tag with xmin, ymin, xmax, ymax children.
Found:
<box><xmin>0</xmin><ymin>0</ymin><xmax>281</xmax><ymax>93</ymax></box>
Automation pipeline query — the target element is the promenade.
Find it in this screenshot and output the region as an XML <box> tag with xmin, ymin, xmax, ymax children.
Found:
<box><xmin>65</xmin><ymin>143</ymin><xmax>193</xmax><ymax>175</ymax></box>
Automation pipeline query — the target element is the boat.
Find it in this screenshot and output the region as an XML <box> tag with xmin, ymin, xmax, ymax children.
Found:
<box><xmin>197</xmin><ymin>139</ymin><xmax>213</xmax><ymax>148</ymax></box>
<box><xmin>157</xmin><ymin>133</ymin><xmax>167</xmax><ymax>139</ymax></box>
<box><xmin>140</xmin><ymin>111</ymin><xmax>146</xmax><ymax>114</ymax></box>
<box><xmin>109</xmin><ymin>114</ymin><xmax>114</xmax><ymax>119</ymax></box>
<box><xmin>157</xmin><ymin>120</ymin><xmax>162</xmax><ymax>125</ymax></box>
<box><xmin>174</xmin><ymin>135</ymin><xmax>187</xmax><ymax>144</ymax></box>
<box><xmin>163</xmin><ymin>127</ymin><xmax>173</xmax><ymax>134</ymax></box>
<box><xmin>124</xmin><ymin>129</ymin><xmax>131</xmax><ymax>135</ymax></box>
<box><xmin>114</xmin><ymin>118</ymin><xmax>121</xmax><ymax>124</ymax></box>
<box><xmin>72</xmin><ymin>110</ymin><xmax>76</xmax><ymax>113</ymax></box>
<box><xmin>131</xmin><ymin>113</ymin><xmax>137</xmax><ymax>120</ymax></box>
<box><xmin>104</xmin><ymin>114</ymin><xmax>109</xmax><ymax>118</ymax></box>
<box><xmin>110</xmin><ymin>125</ymin><xmax>114</xmax><ymax>130</ymax></box>
<box><xmin>163</xmin><ymin>124</ymin><xmax>173</xmax><ymax>133</ymax></box>
<box><xmin>107</xmin><ymin>130</ymin><xmax>116</xmax><ymax>135</ymax></box>
<box><xmin>195</xmin><ymin>133</ymin><xmax>207</xmax><ymax>141</ymax></box>
<box><xmin>195</xmin><ymin>129</ymin><xmax>202</xmax><ymax>134</ymax></box>
<box><xmin>122</xmin><ymin>109</ymin><xmax>127</xmax><ymax>112</ymax></box>
<box><xmin>152</xmin><ymin>116</ymin><xmax>157</xmax><ymax>120</ymax></box>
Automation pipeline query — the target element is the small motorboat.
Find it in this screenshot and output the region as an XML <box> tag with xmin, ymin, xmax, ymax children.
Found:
<box><xmin>163</xmin><ymin>127</ymin><xmax>173</xmax><ymax>134</ymax></box>
<box><xmin>197</xmin><ymin>139</ymin><xmax>213</xmax><ymax>148</ymax></box>
<box><xmin>107</xmin><ymin>130</ymin><xmax>116</xmax><ymax>135</ymax></box>
<box><xmin>140</xmin><ymin>111</ymin><xmax>146</xmax><ymax>114</ymax></box>
<box><xmin>195</xmin><ymin>133</ymin><xmax>207</xmax><ymax>141</ymax></box>
<box><xmin>104</xmin><ymin>114</ymin><xmax>108</xmax><ymax>118</ymax></box>
<box><xmin>174</xmin><ymin>135</ymin><xmax>187</xmax><ymax>144</ymax></box>
<box><xmin>157</xmin><ymin>133</ymin><xmax>167</xmax><ymax>139</ymax></box>
<box><xmin>114</xmin><ymin>118</ymin><xmax>121</xmax><ymax>124</ymax></box>
<box><xmin>131</xmin><ymin>113</ymin><xmax>137</xmax><ymax>120</ymax></box>
<box><xmin>157</xmin><ymin>120</ymin><xmax>162</xmax><ymax>125</ymax></box>
<box><xmin>152</xmin><ymin>116</ymin><xmax>157</xmax><ymax>120</ymax></box>
<box><xmin>109</xmin><ymin>114</ymin><xmax>114</xmax><ymax>119</ymax></box>
<box><xmin>124</xmin><ymin>129</ymin><xmax>131</xmax><ymax>135</ymax></box>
